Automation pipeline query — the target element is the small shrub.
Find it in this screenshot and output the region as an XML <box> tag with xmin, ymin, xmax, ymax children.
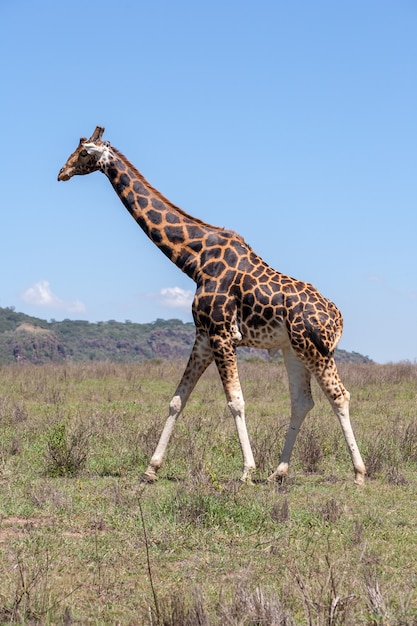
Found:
<box><xmin>364</xmin><ymin>574</ymin><xmax>387</xmax><ymax>625</ymax></box>
<box><xmin>44</xmin><ymin>420</ymin><xmax>90</xmax><ymax>477</ymax></box>
<box><xmin>401</xmin><ymin>420</ymin><xmax>417</xmax><ymax>463</ymax></box>
<box><xmin>252</xmin><ymin>422</ymin><xmax>286</xmax><ymax>475</ymax></box>
<box><xmin>297</xmin><ymin>422</ymin><xmax>323</xmax><ymax>474</ymax></box>
<box><xmin>271</xmin><ymin>498</ymin><xmax>290</xmax><ymax>523</ymax></box>
<box><xmin>318</xmin><ymin>497</ymin><xmax>343</xmax><ymax>524</ymax></box>
<box><xmin>154</xmin><ymin>587</ymin><xmax>208</xmax><ymax>626</ymax></box>
<box><xmin>364</xmin><ymin>428</ymin><xmax>403</xmax><ymax>480</ymax></box>
<box><xmin>219</xmin><ymin>584</ymin><xmax>294</xmax><ymax>626</ymax></box>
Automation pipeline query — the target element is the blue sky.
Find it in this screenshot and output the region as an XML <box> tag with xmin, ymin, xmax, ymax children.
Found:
<box><xmin>1</xmin><ymin>1</ymin><xmax>416</xmax><ymax>363</ymax></box>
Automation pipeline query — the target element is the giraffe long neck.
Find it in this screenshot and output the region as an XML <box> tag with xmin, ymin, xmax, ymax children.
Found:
<box><xmin>100</xmin><ymin>146</ymin><xmax>216</xmax><ymax>281</ymax></box>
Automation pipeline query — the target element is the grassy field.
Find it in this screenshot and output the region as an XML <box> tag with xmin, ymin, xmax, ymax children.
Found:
<box><xmin>0</xmin><ymin>359</ymin><xmax>416</xmax><ymax>625</ymax></box>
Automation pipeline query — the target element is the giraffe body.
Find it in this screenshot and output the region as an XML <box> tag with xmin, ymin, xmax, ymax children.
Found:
<box><xmin>58</xmin><ymin>127</ymin><xmax>366</xmax><ymax>485</ymax></box>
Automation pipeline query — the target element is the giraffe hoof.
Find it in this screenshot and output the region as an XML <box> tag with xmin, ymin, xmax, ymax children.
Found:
<box><xmin>240</xmin><ymin>468</ymin><xmax>256</xmax><ymax>485</ymax></box>
<box><xmin>140</xmin><ymin>470</ymin><xmax>158</xmax><ymax>484</ymax></box>
<box><xmin>266</xmin><ymin>471</ymin><xmax>286</xmax><ymax>484</ymax></box>
<box><xmin>354</xmin><ymin>473</ymin><xmax>365</xmax><ymax>486</ymax></box>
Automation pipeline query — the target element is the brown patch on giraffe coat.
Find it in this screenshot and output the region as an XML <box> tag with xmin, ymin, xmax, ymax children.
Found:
<box><xmin>133</xmin><ymin>180</ymin><xmax>150</xmax><ymax>195</ymax></box>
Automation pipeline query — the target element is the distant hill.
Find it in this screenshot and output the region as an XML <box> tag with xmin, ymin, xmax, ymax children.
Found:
<box><xmin>0</xmin><ymin>306</ymin><xmax>372</xmax><ymax>365</ymax></box>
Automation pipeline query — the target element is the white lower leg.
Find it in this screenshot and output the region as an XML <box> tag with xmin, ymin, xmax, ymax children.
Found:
<box><xmin>228</xmin><ymin>398</ymin><xmax>256</xmax><ymax>482</ymax></box>
<box><xmin>142</xmin><ymin>395</ymin><xmax>181</xmax><ymax>482</ymax></box>
<box><xmin>267</xmin><ymin>415</ymin><xmax>305</xmax><ymax>481</ymax></box>
<box><xmin>142</xmin><ymin>333</ymin><xmax>214</xmax><ymax>483</ymax></box>
<box><xmin>317</xmin><ymin>359</ymin><xmax>366</xmax><ymax>484</ymax></box>
<box><xmin>268</xmin><ymin>350</ymin><xmax>314</xmax><ymax>482</ymax></box>
<box><xmin>335</xmin><ymin>398</ymin><xmax>366</xmax><ymax>484</ymax></box>
<box><xmin>268</xmin><ymin>388</ymin><xmax>314</xmax><ymax>481</ymax></box>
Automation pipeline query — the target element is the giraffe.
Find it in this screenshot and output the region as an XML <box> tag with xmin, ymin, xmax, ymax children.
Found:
<box><xmin>58</xmin><ymin>126</ymin><xmax>366</xmax><ymax>485</ymax></box>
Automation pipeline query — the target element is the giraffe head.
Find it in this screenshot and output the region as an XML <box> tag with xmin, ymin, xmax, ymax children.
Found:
<box><xmin>57</xmin><ymin>126</ymin><xmax>109</xmax><ymax>181</ymax></box>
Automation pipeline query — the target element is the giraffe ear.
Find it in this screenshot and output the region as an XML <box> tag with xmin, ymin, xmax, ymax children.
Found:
<box><xmin>82</xmin><ymin>142</ymin><xmax>106</xmax><ymax>157</ymax></box>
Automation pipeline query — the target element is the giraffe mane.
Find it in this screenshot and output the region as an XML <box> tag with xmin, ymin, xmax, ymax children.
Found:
<box><xmin>111</xmin><ymin>146</ymin><xmax>248</xmax><ymax>244</ymax></box>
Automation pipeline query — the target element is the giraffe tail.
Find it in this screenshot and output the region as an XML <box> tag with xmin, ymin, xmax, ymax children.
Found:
<box><xmin>305</xmin><ymin>319</ymin><xmax>332</xmax><ymax>357</ymax></box>
<box><xmin>304</xmin><ymin>308</ymin><xmax>343</xmax><ymax>357</ymax></box>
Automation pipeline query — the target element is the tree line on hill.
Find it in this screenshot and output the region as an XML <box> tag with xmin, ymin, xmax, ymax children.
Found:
<box><xmin>0</xmin><ymin>306</ymin><xmax>372</xmax><ymax>365</ymax></box>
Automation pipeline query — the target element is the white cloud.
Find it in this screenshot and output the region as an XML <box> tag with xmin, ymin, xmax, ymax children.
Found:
<box><xmin>21</xmin><ymin>280</ymin><xmax>86</xmax><ymax>313</ymax></box>
<box><xmin>158</xmin><ymin>286</ymin><xmax>194</xmax><ymax>310</ymax></box>
<box><xmin>365</xmin><ymin>274</ymin><xmax>417</xmax><ymax>301</ymax></box>
<box><xmin>365</xmin><ymin>274</ymin><xmax>384</xmax><ymax>284</ymax></box>
<box><xmin>366</xmin><ymin>274</ymin><xmax>383</xmax><ymax>283</ymax></box>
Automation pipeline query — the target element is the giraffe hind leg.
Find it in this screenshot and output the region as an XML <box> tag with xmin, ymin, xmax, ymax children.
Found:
<box><xmin>141</xmin><ymin>334</ymin><xmax>213</xmax><ymax>483</ymax></box>
<box><xmin>315</xmin><ymin>358</ymin><xmax>366</xmax><ymax>484</ymax></box>
<box><xmin>267</xmin><ymin>348</ymin><xmax>314</xmax><ymax>482</ymax></box>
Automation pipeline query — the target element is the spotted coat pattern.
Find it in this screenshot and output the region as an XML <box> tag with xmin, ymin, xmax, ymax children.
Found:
<box><xmin>58</xmin><ymin>126</ymin><xmax>366</xmax><ymax>485</ymax></box>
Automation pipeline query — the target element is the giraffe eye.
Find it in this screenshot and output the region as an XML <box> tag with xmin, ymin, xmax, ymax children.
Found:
<box><xmin>80</xmin><ymin>149</ymin><xmax>88</xmax><ymax>157</ymax></box>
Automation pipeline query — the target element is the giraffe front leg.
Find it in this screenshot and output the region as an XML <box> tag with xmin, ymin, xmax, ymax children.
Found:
<box><xmin>141</xmin><ymin>333</ymin><xmax>213</xmax><ymax>483</ymax></box>
<box><xmin>142</xmin><ymin>395</ymin><xmax>182</xmax><ymax>483</ymax></box>
<box><xmin>227</xmin><ymin>393</ymin><xmax>256</xmax><ymax>483</ymax></box>
<box><xmin>213</xmin><ymin>340</ymin><xmax>256</xmax><ymax>483</ymax></box>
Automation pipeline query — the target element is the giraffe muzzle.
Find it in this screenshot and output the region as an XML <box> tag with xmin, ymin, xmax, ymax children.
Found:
<box><xmin>57</xmin><ymin>168</ymin><xmax>71</xmax><ymax>182</ymax></box>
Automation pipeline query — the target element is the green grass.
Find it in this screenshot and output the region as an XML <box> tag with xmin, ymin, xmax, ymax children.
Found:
<box><xmin>0</xmin><ymin>360</ymin><xmax>416</xmax><ymax>624</ymax></box>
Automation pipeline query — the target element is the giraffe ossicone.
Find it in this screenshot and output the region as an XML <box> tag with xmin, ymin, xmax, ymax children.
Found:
<box><xmin>58</xmin><ymin>126</ymin><xmax>366</xmax><ymax>486</ymax></box>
